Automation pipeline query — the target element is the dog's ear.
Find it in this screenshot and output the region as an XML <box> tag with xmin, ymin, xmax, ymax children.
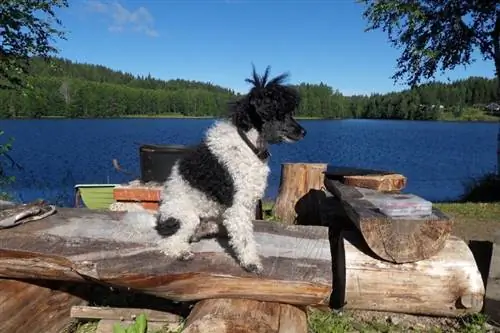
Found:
<box><xmin>228</xmin><ymin>97</ymin><xmax>253</xmax><ymax>131</ymax></box>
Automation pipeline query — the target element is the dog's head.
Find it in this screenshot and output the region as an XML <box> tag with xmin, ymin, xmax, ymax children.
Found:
<box><xmin>229</xmin><ymin>65</ymin><xmax>306</xmax><ymax>144</ymax></box>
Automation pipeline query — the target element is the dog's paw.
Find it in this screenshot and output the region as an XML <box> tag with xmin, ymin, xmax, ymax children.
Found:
<box><xmin>189</xmin><ymin>234</ymin><xmax>201</xmax><ymax>243</ymax></box>
<box><xmin>242</xmin><ymin>261</ymin><xmax>264</xmax><ymax>275</ymax></box>
<box><xmin>179</xmin><ymin>250</ymin><xmax>195</xmax><ymax>261</ymax></box>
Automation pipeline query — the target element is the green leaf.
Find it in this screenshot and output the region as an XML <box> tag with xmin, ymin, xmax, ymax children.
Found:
<box><xmin>112</xmin><ymin>323</ymin><xmax>127</xmax><ymax>333</ymax></box>
<box><xmin>135</xmin><ymin>313</ymin><xmax>148</xmax><ymax>333</ymax></box>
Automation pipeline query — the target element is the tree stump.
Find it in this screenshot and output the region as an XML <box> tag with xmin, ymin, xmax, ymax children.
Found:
<box><xmin>273</xmin><ymin>163</ymin><xmax>328</xmax><ymax>225</ymax></box>
<box><xmin>182</xmin><ymin>298</ymin><xmax>307</xmax><ymax>333</ymax></box>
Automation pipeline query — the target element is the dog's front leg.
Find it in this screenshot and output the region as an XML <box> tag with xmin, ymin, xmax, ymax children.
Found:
<box><xmin>221</xmin><ymin>204</ymin><xmax>263</xmax><ymax>274</ymax></box>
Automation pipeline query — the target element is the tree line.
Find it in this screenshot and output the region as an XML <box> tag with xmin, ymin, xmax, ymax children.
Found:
<box><xmin>0</xmin><ymin>57</ymin><xmax>497</xmax><ymax>120</ymax></box>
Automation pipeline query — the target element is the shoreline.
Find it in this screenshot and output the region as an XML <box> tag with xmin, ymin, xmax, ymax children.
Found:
<box><xmin>1</xmin><ymin>114</ymin><xmax>499</xmax><ymax>122</ymax></box>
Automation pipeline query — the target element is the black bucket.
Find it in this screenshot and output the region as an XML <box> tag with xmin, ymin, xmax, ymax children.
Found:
<box><xmin>139</xmin><ymin>144</ymin><xmax>194</xmax><ymax>183</ymax></box>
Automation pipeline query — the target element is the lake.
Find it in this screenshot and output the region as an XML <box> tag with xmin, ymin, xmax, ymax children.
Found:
<box><xmin>0</xmin><ymin>118</ymin><xmax>498</xmax><ymax>206</ymax></box>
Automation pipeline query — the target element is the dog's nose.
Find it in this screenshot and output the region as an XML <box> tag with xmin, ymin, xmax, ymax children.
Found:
<box><xmin>300</xmin><ymin>127</ymin><xmax>307</xmax><ymax>137</ymax></box>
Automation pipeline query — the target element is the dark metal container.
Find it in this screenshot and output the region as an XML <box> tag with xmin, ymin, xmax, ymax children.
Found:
<box><xmin>139</xmin><ymin>144</ymin><xmax>194</xmax><ymax>183</ymax></box>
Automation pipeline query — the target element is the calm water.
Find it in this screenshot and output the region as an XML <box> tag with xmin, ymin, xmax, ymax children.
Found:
<box><xmin>1</xmin><ymin>118</ymin><xmax>498</xmax><ymax>206</ymax></box>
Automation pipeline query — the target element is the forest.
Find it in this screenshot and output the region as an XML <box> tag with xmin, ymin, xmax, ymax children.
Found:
<box><xmin>0</xmin><ymin>57</ymin><xmax>498</xmax><ymax>120</ymax></box>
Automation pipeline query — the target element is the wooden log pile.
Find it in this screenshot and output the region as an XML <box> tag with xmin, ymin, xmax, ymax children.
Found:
<box><xmin>0</xmin><ymin>162</ymin><xmax>489</xmax><ymax>332</ymax></box>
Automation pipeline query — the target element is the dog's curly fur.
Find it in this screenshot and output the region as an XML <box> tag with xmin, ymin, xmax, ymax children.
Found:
<box><xmin>154</xmin><ymin>66</ymin><xmax>306</xmax><ymax>273</ymax></box>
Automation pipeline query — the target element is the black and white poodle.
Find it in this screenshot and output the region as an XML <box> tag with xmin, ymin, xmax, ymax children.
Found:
<box><xmin>154</xmin><ymin>66</ymin><xmax>306</xmax><ymax>274</ymax></box>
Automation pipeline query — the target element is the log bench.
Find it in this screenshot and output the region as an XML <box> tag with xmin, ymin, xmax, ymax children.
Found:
<box><xmin>0</xmin><ymin>207</ymin><xmax>484</xmax><ymax>321</ymax></box>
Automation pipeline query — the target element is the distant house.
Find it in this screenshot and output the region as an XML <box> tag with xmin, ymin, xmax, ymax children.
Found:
<box><xmin>486</xmin><ymin>103</ymin><xmax>500</xmax><ymax>114</ymax></box>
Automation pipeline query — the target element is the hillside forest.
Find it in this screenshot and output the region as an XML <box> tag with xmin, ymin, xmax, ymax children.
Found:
<box><xmin>0</xmin><ymin>57</ymin><xmax>498</xmax><ymax>120</ymax></box>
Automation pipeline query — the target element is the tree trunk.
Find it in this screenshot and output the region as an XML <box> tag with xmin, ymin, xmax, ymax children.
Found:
<box><xmin>273</xmin><ymin>163</ymin><xmax>328</xmax><ymax>225</ymax></box>
<box><xmin>324</xmin><ymin>178</ymin><xmax>453</xmax><ymax>263</ymax></box>
<box><xmin>182</xmin><ymin>298</ymin><xmax>307</xmax><ymax>333</ymax></box>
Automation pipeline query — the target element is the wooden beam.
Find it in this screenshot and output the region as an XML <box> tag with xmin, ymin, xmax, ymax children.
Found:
<box><xmin>324</xmin><ymin>179</ymin><xmax>453</xmax><ymax>263</ymax></box>
<box><xmin>325</xmin><ymin>166</ymin><xmax>407</xmax><ymax>192</ymax></box>
<box><xmin>70</xmin><ymin>305</ymin><xmax>182</xmax><ymax>323</ymax></box>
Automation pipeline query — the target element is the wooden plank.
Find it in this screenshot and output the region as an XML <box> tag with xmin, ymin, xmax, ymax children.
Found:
<box><xmin>338</xmin><ymin>230</ymin><xmax>484</xmax><ymax>317</ymax></box>
<box><xmin>325</xmin><ymin>166</ymin><xmax>406</xmax><ymax>192</ymax></box>
<box><xmin>323</xmin><ymin>179</ymin><xmax>453</xmax><ymax>263</ymax></box>
<box><xmin>70</xmin><ymin>305</ymin><xmax>182</xmax><ymax>322</ymax></box>
<box><xmin>0</xmin><ymin>279</ymin><xmax>88</xmax><ymax>333</ymax></box>
<box><xmin>0</xmin><ymin>208</ymin><xmax>332</xmax><ymax>307</ymax></box>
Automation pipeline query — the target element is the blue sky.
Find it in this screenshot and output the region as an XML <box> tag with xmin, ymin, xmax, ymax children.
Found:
<box><xmin>54</xmin><ymin>0</ymin><xmax>495</xmax><ymax>96</ymax></box>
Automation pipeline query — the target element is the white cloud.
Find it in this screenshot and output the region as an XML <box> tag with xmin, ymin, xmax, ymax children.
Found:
<box><xmin>86</xmin><ymin>1</ymin><xmax>159</xmax><ymax>37</ymax></box>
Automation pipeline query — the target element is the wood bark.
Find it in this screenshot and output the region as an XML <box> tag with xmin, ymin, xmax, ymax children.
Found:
<box><xmin>0</xmin><ymin>279</ymin><xmax>88</xmax><ymax>333</ymax></box>
<box><xmin>183</xmin><ymin>298</ymin><xmax>307</xmax><ymax>333</ymax></box>
<box><xmin>324</xmin><ymin>179</ymin><xmax>453</xmax><ymax>263</ymax></box>
<box><xmin>273</xmin><ymin>163</ymin><xmax>328</xmax><ymax>225</ymax></box>
<box><xmin>325</xmin><ymin>166</ymin><xmax>407</xmax><ymax>192</ymax></box>
<box><xmin>0</xmin><ymin>208</ymin><xmax>332</xmax><ymax>307</ymax></box>
<box><xmin>0</xmin><ymin>208</ymin><xmax>484</xmax><ymax>317</ymax></box>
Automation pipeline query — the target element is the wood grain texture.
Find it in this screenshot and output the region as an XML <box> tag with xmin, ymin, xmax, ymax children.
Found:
<box><xmin>343</xmin><ymin>174</ymin><xmax>407</xmax><ymax>192</ymax></box>
<box><xmin>0</xmin><ymin>208</ymin><xmax>483</xmax><ymax>317</ymax></box>
<box><xmin>182</xmin><ymin>298</ymin><xmax>307</xmax><ymax>333</ymax></box>
<box><xmin>0</xmin><ymin>208</ymin><xmax>332</xmax><ymax>307</ymax></box>
<box><xmin>0</xmin><ymin>279</ymin><xmax>88</xmax><ymax>333</ymax></box>
<box><xmin>339</xmin><ymin>230</ymin><xmax>485</xmax><ymax>317</ymax></box>
<box><xmin>70</xmin><ymin>305</ymin><xmax>182</xmax><ymax>322</ymax></box>
<box><xmin>273</xmin><ymin>163</ymin><xmax>328</xmax><ymax>225</ymax></box>
<box><xmin>324</xmin><ymin>179</ymin><xmax>453</xmax><ymax>263</ymax></box>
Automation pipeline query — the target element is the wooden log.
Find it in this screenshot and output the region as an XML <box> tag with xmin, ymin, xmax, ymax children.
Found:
<box><xmin>337</xmin><ymin>230</ymin><xmax>485</xmax><ymax>316</ymax></box>
<box><xmin>0</xmin><ymin>208</ymin><xmax>484</xmax><ymax>317</ymax></box>
<box><xmin>0</xmin><ymin>208</ymin><xmax>332</xmax><ymax>307</ymax></box>
<box><xmin>325</xmin><ymin>166</ymin><xmax>407</xmax><ymax>192</ymax></box>
<box><xmin>70</xmin><ymin>305</ymin><xmax>182</xmax><ymax>323</ymax></box>
<box><xmin>324</xmin><ymin>179</ymin><xmax>453</xmax><ymax>263</ymax></box>
<box><xmin>273</xmin><ymin>163</ymin><xmax>328</xmax><ymax>225</ymax></box>
<box><xmin>182</xmin><ymin>298</ymin><xmax>307</xmax><ymax>333</ymax></box>
<box><xmin>0</xmin><ymin>279</ymin><xmax>88</xmax><ymax>333</ymax></box>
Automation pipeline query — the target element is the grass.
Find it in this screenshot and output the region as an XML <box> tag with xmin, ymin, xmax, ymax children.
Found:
<box><xmin>307</xmin><ymin>309</ymin><xmax>490</xmax><ymax>333</ymax></box>
<box><xmin>435</xmin><ymin>202</ymin><xmax>500</xmax><ymax>221</ymax></box>
<box><xmin>439</xmin><ymin>107</ymin><xmax>500</xmax><ymax>122</ymax></box>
